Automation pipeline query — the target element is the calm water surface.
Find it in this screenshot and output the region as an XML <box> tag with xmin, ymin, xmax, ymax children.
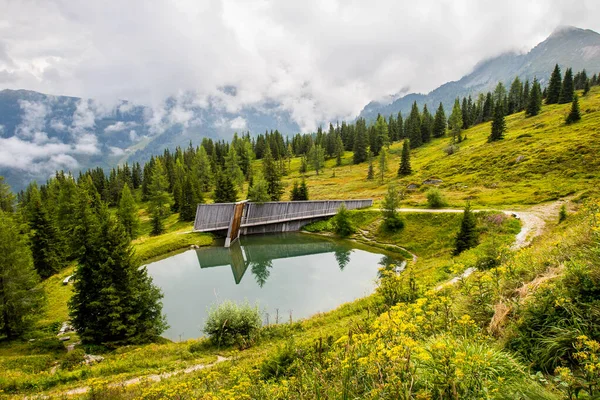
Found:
<box><xmin>145</xmin><ymin>233</ymin><xmax>401</xmax><ymax>340</ymax></box>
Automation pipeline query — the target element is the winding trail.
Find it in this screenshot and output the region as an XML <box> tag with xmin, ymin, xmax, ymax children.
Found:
<box><xmin>58</xmin><ymin>356</ymin><xmax>229</xmax><ymax>397</ymax></box>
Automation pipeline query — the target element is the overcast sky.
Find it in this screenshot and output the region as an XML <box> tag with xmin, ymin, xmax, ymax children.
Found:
<box><xmin>1</xmin><ymin>0</ymin><xmax>600</xmax><ymax>127</ymax></box>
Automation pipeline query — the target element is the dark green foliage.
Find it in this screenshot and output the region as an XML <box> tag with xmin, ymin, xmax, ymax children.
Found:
<box><xmin>584</xmin><ymin>79</ymin><xmax>590</xmax><ymax>95</ymax></box>
<box><xmin>433</xmin><ymin>102</ymin><xmax>446</xmax><ymax>138</ymax></box>
<box><xmin>69</xmin><ymin>204</ymin><xmax>167</xmax><ymax>345</ymax></box>
<box><xmin>558</xmin><ymin>204</ymin><xmax>567</xmax><ymax>223</ymax></box>
<box><xmin>454</xmin><ymin>203</ymin><xmax>479</xmax><ymax>255</ymax></box>
<box><xmin>248</xmin><ymin>176</ymin><xmax>270</xmax><ymax>203</ymax></box>
<box><xmin>260</xmin><ymin>339</ymin><xmax>302</xmax><ymax>380</ymax></box>
<box><xmin>308</xmin><ymin>144</ymin><xmax>325</xmax><ymax>176</ymax></box>
<box><xmin>449</xmin><ymin>98</ymin><xmax>463</xmax><ymax>143</ymax></box>
<box><xmin>407</xmin><ymin>102</ymin><xmax>422</xmax><ymax>148</ymax></box>
<box><xmin>263</xmin><ymin>146</ymin><xmax>283</xmax><ymax>201</ymax></box>
<box><xmin>0</xmin><ymin>211</ymin><xmax>44</xmax><ymax>339</ymax></box>
<box><xmin>213</xmin><ymin>169</ymin><xmax>237</xmax><ymax>203</ymax></box>
<box><xmin>508</xmin><ymin>76</ymin><xmax>524</xmax><ymax>113</ymax></box>
<box><xmin>0</xmin><ymin>176</ymin><xmax>15</xmax><ymax>213</ymax></box>
<box><xmin>526</xmin><ymin>78</ymin><xmax>543</xmax><ymax>117</ymax></box>
<box><xmin>332</xmin><ymin>205</ymin><xmax>355</xmax><ymax>237</ymax></box>
<box><xmin>117</xmin><ymin>185</ymin><xmax>140</xmax><ymax>239</ymax></box>
<box><xmin>488</xmin><ymin>104</ymin><xmax>506</xmax><ymax>142</ymax></box>
<box><xmin>546</xmin><ymin>64</ymin><xmax>562</xmax><ymax>104</ymax></box>
<box><xmin>565</xmin><ymin>93</ymin><xmax>581</xmax><ymax>124</ymax></box>
<box><xmin>559</xmin><ymin>67</ymin><xmax>574</xmax><ymax>104</ymax></box>
<box><xmin>290</xmin><ymin>180</ymin><xmax>309</xmax><ymax>201</ymax></box>
<box><xmin>203</xmin><ymin>301</ymin><xmax>261</xmax><ymax>347</ymax></box>
<box><xmin>299</xmin><ymin>156</ymin><xmax>308</xmax><ymax>174</ymax></box>
<box><xmin>179</xmin><ymin>174</ymin><xmax>203</xmax><ymax>221</ymax></box>
<box><xmin>426</xmin><ymin>188</ymin><xmax>446</xmax><ymax>208</ymax></box>
<box><xmin>367</xmin><ymin>157</ymin><xmax>374</xmax><ymax>180</ymax></box>
<box><xmin>148</xmin><ymin>159</ymin><xmax>172</xmax><ymax>235</ymax></box>
<box><xmin>382</xmin><ymin>185</ymin><xmax>404</xmax><ymax>233</ymax></box>
<box><xmin>353</xmin><ymin>119</ymin><xmax>369</xmax><ymax>164</ymax></box>
<box><xmin>398</xmin><ymin>140</ymin><xmax>412</xmax><ymax>176</ymax></box>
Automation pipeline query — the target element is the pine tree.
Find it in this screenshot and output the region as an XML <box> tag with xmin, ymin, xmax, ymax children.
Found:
<box><xmin>290</xmin><ymin>181</ymin><xmax>300</xmax><ymax>201</ymax></box>
<box><xmin>334</xmin><ymin>134</ymin><xmax>344</xmax><ymax>166</ymax></box>
<box><xmin>565</xmin><ymin>93</ymin><xmax>582</xmax><ymax>124</ymax></box>
<box><xmin>194</xmin><ymin>146</ymin><xmax>213</xmax><ymax>192</ymax></box>
<box><xmin>28</xmin><ymin>185</ymin><xmax>64</xmax><ymax>279</ymax></box>
<box><xmin>69</xmin><ymin>206</ymin><xmax>167</xmax><ymax>345</ymax></box>
<box><xmin>0</xmin><ymin>211</ymin><xmax>44</xmax><ymax>338</ymax></box>
<box><xmin>449</xmin><ymin>98</ymin><xmax>463</xmax><ymax>143</ymax></box>
<box><xmin>213</xmin><ymin>169</ymin><xmax>237</xmax><ymax>203</ymax></box>
<box><xmin>453</xmin><ymin>203</ymin><xmax>478</xmax><ymax>255</ymax></box>
<box><xmin>526</xmin><ymin>78</ymin><xmax>542</xmax><ymax>117</ymax></box>
<box><xmin>508</xmin><ymin>76</ymin><xmax>524</xmax><ymax>113</ymax></box>
<box><xmin>559</xmin><ymin>68</ymin><xmax>574</xmax><ymax>104</ymax></box>
<box><xmin>398</xmin><ymin>140</ymin><xmax>412</xmax><ymax>176</ymax></box>
<box><xmin>374</xmin><ymin>114</ymin><xmax>389</xmax><ymax>153</ymax></box>
<box><xmin>262</xmin><ymin>146</ymin><xmax>283</xmax><ymax>201</ymax></box>
<box><xmin>367</xmin><ymin>156</ymin><xmax>374</xmax><ymax>180</ymax></box>
<box><xmin>488</xmin><ymin>104</ymin><xmax>506</xmax><ymax>142</ymax></box>
<box><xmin>179</xmin><ymin>174</ymin><xmax>203</xmax><ymax>221</ymax></box>
<box><xmin>407</xmin><ymin>102</ymin><xmax>422</xmax><ymax>148</ymax></box>
<box><xmin>148</xmin><ymin>159</ymin><xmax>172</xmax><ymax>235</ymax></box>
<box><xmin>224</xmin><ymin>146</ymin><xmax>245</xmax><ymax>190</ymax></box>
<box><xmin>546</xmin><ymin>64</ymin><xmax>562</xmax><ymax>104</ymax></box>
<box><xmin>378</xmin><ymin>148</ymin><xmax>388</xmax><ymax>184</ymax></box>
<box><xmin>117</xmin><ymin>184</ymin><xmax>140</xmax><ymax>240</ymax></box>
<box><xmin>433</xmin><ymin>102</ymin><xmax>446</xmax><ymax>138</ymax></box>
<box><xmin>298</xmin><ymin>179</ymin><xmax>309</xmax><ymax>200</ymax></box>
<box><xmin>421</xmin><ymin>104</ymin><xmax>433</xmax><ymax>143</ymax></box>
<box><xmin>0</xmin><ymin>176</ymin><xmax>15</xmax><ymax>212</ymax></box>
<box><xmin>353</xmin><ymin>118</ymin><xmax>369</xmax><ymax>164</ymax></box>
<box><xmin>381</xmin><ymin>184</ymin><xmax>404</xmax><ymax>232</ymax></box>
<box><xmin>308</xmin><ymin>144</ymin><xmax>325</xmax><ymax>176</ymax></box>
<box><xmin>247</xmin><ymin>175</ymin><xmax>270</xmax><ymax>203</ymax></box>
<box><xmin>584</xmin><ymin>79</ymin><xmax>590</xmax><ymax>95</ymax></box>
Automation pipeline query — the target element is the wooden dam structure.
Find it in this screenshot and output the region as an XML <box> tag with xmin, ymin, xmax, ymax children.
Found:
<box><xmin>193</xmin><ymin>199</ymin><xmax>373</xmax><ymax>247</ymax></box>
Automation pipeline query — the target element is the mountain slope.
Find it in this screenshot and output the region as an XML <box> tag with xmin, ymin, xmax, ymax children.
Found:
<box><xmin>360</xmin><ymin>26</ymin><xmax>600</xmax><ymax>121</ymax></box>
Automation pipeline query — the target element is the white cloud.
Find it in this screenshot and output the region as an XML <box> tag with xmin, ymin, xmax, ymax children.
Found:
<box><xmin>16</xmin><ymin>100</ymin><xmax>48</xmax><ymax>139</ymax></box>
<box><xmin>129</xmin><ymin>129</ymin><xmax>138</xmax><ymax>141</ymax></box>
<box><xmin>109</xmin><ymin>146</ymin><xmax>126</xmax><ymax>156</ymax></box>
<box><xmin>229</xmin><ymin>116</ymin><xmax>247</xmax><ymax>130</ymax></box>
<box><xmin>1</xmin><ymin>0</ymin><xmax>600</xmax><ymax>131</ymax></box>
<box><xmin>104</xmin><ymin>120</ymin><xmax>137</xmax><ymax>132</ymax></box>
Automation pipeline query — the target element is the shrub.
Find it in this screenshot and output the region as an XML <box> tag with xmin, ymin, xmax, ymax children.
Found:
<box><xmin>559</xmin><ymin>204</ymin><xmax>567</xmax><ymax>223</ymax></box>
<box><xmin>332</xmin><ymin>205</ymin><xmax>355</xmax><ymax>237</ymax></box>
<box><xmin>426</xmin><ymin>188</ymin><xmax>447</xmax><ymax>208</ymax></box>
<box><xmin>203</xmin><ymin>301</ymin><xmax>261</xmax><ymax>348</ymax></box>
<box><xmin>60</xmin><ymin>349</ymin><xmax>86</xmax><ymax>370</ymax></box>
<box><xmin>444</xmin><ymin>144</ymin><xmax>459</xmax><ymax>155</ymax></box>
<box><xmin>28</xmin><ymin>337</ymin><xmax>66</xmax><ymax>354</ymax></box>
<box><xmin>376</xmin><ymin>268</ymin><xmax>419</xmax><ymax>307</ymax></box>
<box><xmin>260</xmin><ymin>339</ymin><xmax>302</xmax><ymax>380</ymax></box>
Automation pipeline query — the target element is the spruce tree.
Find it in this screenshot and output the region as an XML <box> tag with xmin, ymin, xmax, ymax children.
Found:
<box><xmin>213</xmin><ymin>169</ymin><xmax>237</xmax><ymax>203</ymax></box>
<box><xmin>334</xmin><ymin>134</ymin><xmax>344</xmax><ymax>166</ymax></box>
<box><xmin>0</xmin><ymin>211</ymin><xmax>44</xmax><ymax>338</ymax></box>
<box><xmin>194</xmin><ymin>146</ymin><xmax>213</xmax><ymax>192</ymax></box>
<box><xmin>224</xmin><ymin>146</ymin><xmax>245</xmax><ymax>190</ymax></box>
<box><xmin>374</xmin><ymin>114</ymin><xmax>389</xmax><ymax>152</ymax></box>
<box><xmin>0</xmin><ymin>176</ymin><xmax>15</xmax><ymax>212</ymax></box>
<box><xmin>117</xmin><ymin>184</ymin><xmax>140</xmax><ymax>240</ymax></box>
<box><xmin>308</xmin><ymin>144</ymin><xmax>325</xmax><ymax>176</ymax></box>
<box><xmin>565</xmin><ymin>93</ymin><xmax>582</xmax><ymax>124</ymax></box>
<box><xmin>454</xmin><ymin>203</ymin><xmax>478</xmax><ymax>255</ymax></box>
<box><xmin>69</xmin><ymin>206</ymin><xmax>166</xmax><ymax>345</ymax></box>
<box><xmin>353</xmin><ymin>118</ymin><xmax>369</xmax><ymax>164</ymax></box>
<box><xmin>421</xmin><ymin>104</ymin><xmax>433</xmax><ymax>143</ymax></box>
<box><xmin>179</xmin><ymin>174</ymin><xmax>203</xmax><ymax>221</ymax></box>
<box><xmin>148</xmin><ymin>159</ymin><xmax>172</xmax><ymax>235</ymax></box>
<box><xmin>584</xmin><ymin>79</ymin><xmax>590</xmax><ymax>95</ymax></box>
<box><xmin>449</xmin><ymin>98</ymin><xmax>463</xmax><ymax>143</ymax></box>
<box><xmin>526</xmin><ymin>78</ymin><xmax>542</xmax><ymax>117</ymax></box>
<box><xmin>290</xmin><ymin>181</ymin><xmax>300</xmax><ymax>201</ymax></box>
<box><xmin>546</xmin><ymin>64</ymin><xmax>562</xmax><ymax>104</ymax></box>
<box><xmin>378</xmin><ymin>148</ymin><xmax>388</xmax><ymax>184</ymax></box>
<box><xmin>489</xmin><ymin>104</ymin><xmax>506</xmax><ymax>142</ymax></box>
<box><xmin>381</xmin><ymin>184</ymin><xmax>404</xmax><ymax>232</ymax></box>
<box><xmin>262</xmin><ymin>146</ymin><xmax>283</xmax><ymax>201</ymax></box>
<box><xmin>367</xmin><ymin>156</ymin><xmax>374</xmax><ymax>180</ymax></box>
<box><xmin>298</xmin><ymin>179</ymin><xmax>309</xmax><ymax>200</ymax></box>
<box><xmin>247</xmin><ymin>175</ymin><xmax>270</xmax><ymax>203</ymax></box>
<box><xmin>433</xmin><ymin>102</ymin><xmax>446</xmax><ymax>138</ymax></box>
<box><xmin>407</xmin><ymin>102</ymin><xmax>422</xmax><ymax>148</ymax></box>
<box><xmin>559</xmin><ymin>68</ymin><xmax>574</xmax><ymax>104</ymax></box>
<box><xmin>398</xmin><ymin>139</ymin><xmax>412</xmax><ymax>176</ymax></box>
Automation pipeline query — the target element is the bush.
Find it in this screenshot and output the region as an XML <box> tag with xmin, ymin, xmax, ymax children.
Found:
<box><xmin>60</xmin><ymin>349</ymin><xmax>86</xmax><ymax>370</ymax></box>
<box><xmin>444</xmin><ymin>144</ymin><xmax>459</xmax><ymax>155</ymax></box>
<box><xmin>559</xmin><ymin>204</ymin><xmax>567</xmax><ymax>223</ymax></box>
<box><xmin>332</xmin><ymin>205</ymin><xmax>355</xmax><ymax>237</ymax></box>
<box><xmin>426</xmin><ymin>188</ymin><xmax>447</xmax><ymax>208</ymax></box>
<box><xmin>260</xmin><ymin>339</ymin><xmax>302</xmax><ymax>380</ymax></box>
<box><xmin>203</xmin><ymin>301</ymin><xmax>261</xmax><ymax>348</ymax></box>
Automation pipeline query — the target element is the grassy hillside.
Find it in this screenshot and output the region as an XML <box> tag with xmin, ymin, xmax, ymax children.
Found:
<box><xmin>278</xmin><ymin>87</ymin><xmax>600</xmax><ymax>207</ymax></box>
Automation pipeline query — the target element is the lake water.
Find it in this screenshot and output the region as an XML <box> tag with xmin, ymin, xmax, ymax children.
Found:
<box><xmin>145</xmin><ymin>233</ymin><xmax>402</xmax><ymax>341</ymax></box>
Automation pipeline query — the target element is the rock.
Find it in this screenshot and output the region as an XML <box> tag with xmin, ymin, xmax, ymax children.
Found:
<box><xmin>59</xmin><ymin>336</ymin><xmax>71</xmax><ymax>341</ymax></box>
<box><xmin>190</xmin><ymin>244</ymin><xmax>200</xmax><ymax>249</ymax></box>
<box><xmin>422</xmin><ymin>178</ymin><xmax>443</xmax><ymax>185</ymax></box>
<box><xmin>62</xmin><ymin>275</ymin><xmax>73</xmax><ymax>285</ymax></box>
<box><xmin>67</xmin><ymin>341</ymin><xmax>81</xmax><ymax>352</ymax></box>
<box><xmin>28</xmin><ymin>338</ymin><xmax>36</xmax><ymax>342</ymax></box>
<box><xmin>58</xmin><ymin>322</ymin><xmax>76</xmax><ymax>335</ymax></box>
<box><xmin>84</xmin><ymin>354</ymin><xmax>104</xmax><ymax>365</ymax></box>
<box><xmin>406</xmin><ymin>183</ymin><xmax>419</xmax><ymax>190</ymax></box>
<box><xmin>516</xmin><ymin>155</ymin><xmax>525</xmax><ymax>163</ymax></box>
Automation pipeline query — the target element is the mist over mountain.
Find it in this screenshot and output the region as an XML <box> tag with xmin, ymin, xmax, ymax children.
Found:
<box><xmin>1</xmin><ymin>26</ymin><xmax>600</xmax><ymax>191</ymax></box>
<box><xmin>359</xmin><ymin>26</ymin><xmax>600</xmax><ymax>121</ymax></box>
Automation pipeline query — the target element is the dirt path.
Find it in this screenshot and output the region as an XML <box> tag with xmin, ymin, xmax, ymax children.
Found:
<box><xmin>60</xmin><ymin>356</ymin><xmax>229</xmax><ymax>397</ymax></box>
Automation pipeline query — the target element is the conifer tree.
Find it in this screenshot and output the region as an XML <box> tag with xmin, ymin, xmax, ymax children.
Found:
<box><xmin>565</xmin><ymin>93</ymin><xmax>582</xmax><ymax>124</ymax></box>
<box><xmin>194</xmin><ymin>146</ymin><xmax>213</xmax><ymax>192</ymax></box>
<box><xmin>378</xmin><ymin>148</ymin><xmax>388</xmax><ymax>184</ymax></box>
<box><xmin>546</xmin><ymin>64</ymin><xmax>562</xmax><ymax>104</ymax></box>
<box><xmin>397</xmin><ymin>112</ymin><xmax>404</xmax><ymax>139</ymax></box>
<box><xmin>224</xmin><ymin>146</ymin><xmax>245</xmax><ymax>190</ymax></box>
<box><xmin>69</xmin><ymin>205</ymin><xmax>166</xmax><ymax>345</ymax></box>
<box><xmin>148</xmin><ymin>159</ymin><xmax>172</xmax><ymax>235</ymax></box>
<box><xmin>308</xmin><ymin>144</ymin><xmax>325</xmax><ymax>176</ymax></box>
<box><xmin>388</xmin><ymin>114</ymin><xmax>398</xmax><ymax>142</ymax></box>
<box><xmin>213</xmin><ymin>169</ymin><xmax>237</xmax><ymax>203</ymax></box>
<box><xmin>398</xmin><ymin>140</ymin><xmax>412</xmax><ymax>176</ymax></box>
<box><xmin>433</xmin><ymin>102</ymin><xmax>446</xmax><ymax>138</ymax></box>
<box><xmin>584</xmin><ymin>79</ymin><xmax>590</xmax><ymax>96</ymax></box>
<box><xmin>179</xmin><ymin>174</ymin><xmax>203</xmax><ymax>221</ymax></box>
<box><xmin>0</xmin><ymin>211</ymin><xmax>44</xmax><ymax>338</ymax></box>
<box><xmin>367</xmin><ymin>156</ymin><xmax>374</xmax><ymax>180</ymax></box>
<box><xmin>489</xmin><ymin>104</ymin><xmax>506</xmax><ymax>142</ymax></box>
<box><xmin>381</xmin><ymin>184</ymin><xmax>404</xmax><ymax>232</ymax></box>
<box><xmin>299</xmin><ymin>155</ymin><xmax>308</xmax><ymax>174</ymax></box>
<box><xmin>28</xmin><ymin>185</ymin><xmax>64</xmax><ymax>279</ymax></box>
<box><xmin>290</xmin><ymin>181</ymin><xmax>301</xmax><ymax>201</ymax></box>
<box><xmin>117</xmin><ymin>184</ymin><xmax>140</xmax><ymax>240</ymax></box>
<box><xmin>559</xmin><ymin>68</ymin><xmax>574</xmax><ymax>104</ymax></box>
<box><xmin>523</xmin><ymin>79</ymin><xmax>530</xmax><ymax>107</ymax></box>
<box><xmin>453</xmin><ymin>203</ymin><xmax>478</xmax><ymax>255</ymax></box>
<box><xmin>262</xmin><ymin>146</ymin><xmax>283</xmax><ymax>201</ymax></box>
<box><xmin>0</xmin><ymin>176</ymin><xmax>15</xmax><ymax>212</ymax></box>
<box><xmin>421</xmin><ymin>104</ymin><xmax>433</xmax><ymax>143</ymax></box>
<box><xmin>298</xmin><ymin>179</ymin><xmax>309</xmax><ymax>201</ymax></box>
<box><xmin>353</xmin><ymin>118</ymin><xmax>369</xmax><ymax>164</ymax></box>
<box><xmin>334</xmin><ymin>134</ymin><xmax>344</xmax><ymax>166</ymax></box>
<box><xmin>449</xmin><ymin>98</ymin><xmax>463</xmax><ymax>143</ymax></box>
<box><xmin>247</xmin><ymin>175</ymin><xmax>270</xmax><ymax>203</ymax></box>
<box><xmin>508</xmin><ymin>76</ymin><xmax>524</xmax><ymax>113</ymax></box>
<box><xmin>526</xmin><ymin>78</ymin><xmax>543</xmax><ymax>117</ymax></box>
<box><xmin>374</xmin><ymin>114</ymin><xmax>389</xmax><ymax>153</ymax></box>
<box><xmin>407</xmin><ymin>102</ymin><xmax>422</xmax><ymax>148</ymax></box>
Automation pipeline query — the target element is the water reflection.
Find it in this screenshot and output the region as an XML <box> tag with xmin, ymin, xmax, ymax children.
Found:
<box><xmin>195</xmin><ymin>233</ymin><xmax>369</xmax><ymax>285</ymax></box>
